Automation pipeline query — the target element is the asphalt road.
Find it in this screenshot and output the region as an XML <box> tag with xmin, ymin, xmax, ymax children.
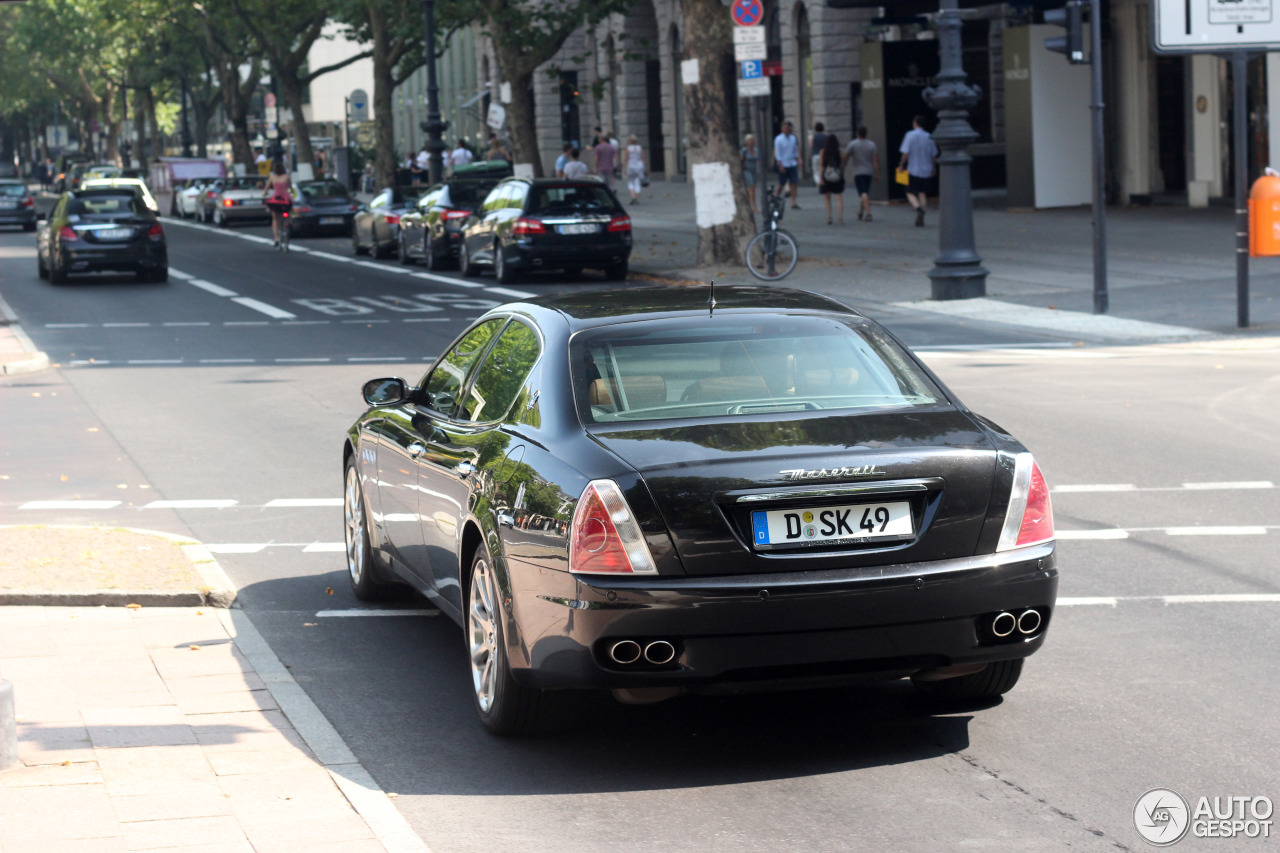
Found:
<box><xmin>2</xmin><ymin>213</ymin><xmax>1277</xmax><ymax>852</ymax></box>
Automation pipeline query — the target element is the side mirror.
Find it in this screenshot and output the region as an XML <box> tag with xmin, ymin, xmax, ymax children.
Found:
<box><xmin>361</xmin><ymin>377</ymin><xmax>409</xmax><ymax>407</ymax></box>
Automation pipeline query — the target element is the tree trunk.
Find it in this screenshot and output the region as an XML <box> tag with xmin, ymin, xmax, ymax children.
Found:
<box><xmin>194</xmin><ymin>97</ymin><xmax>211</xmax><ymax>157</ymax></box>
<box><xmin>369</xmin><ymin>10</ymin><xmax>397</xmax><ymax>190</ymax></box>
<box><xmin>278</xmin><ymin>73</ymin><xmax>314</xmax><ymax>172</ymax></box>
<box><xmin>144</xmin><ymin>88</ymin><xmax>161</xmax><ymax>163</ymax></box>
<box><xmin>680</xmin><ymin>0</ymin><xmax>756</xmax><ymax>266</ymax></box>
<box><xmin>502</xmin><ymin>67</ymin><xmax>541</xmax><ymax>176</ymax></box>
<box><xmin>101</xmin><ymin>85</ymin><xmax>120</xmax><ymax>166</ymax></box>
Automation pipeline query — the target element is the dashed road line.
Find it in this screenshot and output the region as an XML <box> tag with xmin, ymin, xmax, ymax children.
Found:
<box><xmin>144</xmin><ymin>499</ymin><xmax>238</xmax><ymax>509</ymax></box>
<box><xmin>1054</xmin><ymin>481</ymin><xmax>1275</xmax><ymax>494</ymax></box>
<box><xmin>1058</xmin><ymin>595</ymin><xmax>1280</xmax><ymax>607</ymax></box>
<box><xmin>232</xmin><ymin>296</ymin><xmax>297</xmax><ymax>319</ymax></box>
<box><xmin>187</xmin><ymin>277</ymin><xmax>238</xmax><ymax>298</ymax></box>
<box><xmin>316</xmin><ymin>609</ymin><xmax>440</xmax><ymax>618</ymax></box>
<box><xmin>18</xmin><ymin>500</ymin><xmax>122</xmax><ymax>510</ymax></box>
<box><xmin>265</xmin><ymin>498</ymin><xmax>343</xmax><ymax>507</ymax></box>
<box><xmin>488</xmin><ymin>286</ymin><xmax>536</xmax><ymax>298</ymax></box>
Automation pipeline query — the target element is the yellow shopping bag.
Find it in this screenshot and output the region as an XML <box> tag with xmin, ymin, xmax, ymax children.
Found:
<box><xmin>895</xmin><ymin>167</ymin><xmax>910</xmax><ymax>186</ymax></box>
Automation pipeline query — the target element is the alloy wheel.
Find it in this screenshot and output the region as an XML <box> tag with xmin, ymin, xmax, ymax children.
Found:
<box><xmin>344</xmin><ymin>466</ymin><xmax>366</xmax><ymax>587</ymax></box>
<box><xmin>468</xmin><ymin>557</ymin><xmax>498</xmax><ymax>713</ymax></box>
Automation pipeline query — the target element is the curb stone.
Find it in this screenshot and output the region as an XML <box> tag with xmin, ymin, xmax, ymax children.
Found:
<box><xmin>0</xmin><ymin>294</ymin><xmax>50</xmax><ymax>376</ymax></box>
<box><xmin>0</xmin><ymin>525</ymin><xmax>238</xmax><ymax>607</ymax></box>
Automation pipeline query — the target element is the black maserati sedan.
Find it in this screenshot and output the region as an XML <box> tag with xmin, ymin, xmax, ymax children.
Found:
<box><xmin>37</xmin><ymin>188</ymin><xmax>168</xmax><ymax>283</ymax></box>
<box><xmin>342</xmin><ymin>286</ymin><xmax>1057</xmax><ymax>735</ymax></box>
<box><xmin>458</xmin><ymin>177</ymin><xmax>631</xmax><ymax>283</ymax></box>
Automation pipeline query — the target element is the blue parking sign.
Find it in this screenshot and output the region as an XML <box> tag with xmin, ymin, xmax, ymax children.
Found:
<box><xmin>741</xmin><ymin>60</ymin><xmax>762</xmax><ymax>79</ymax></box>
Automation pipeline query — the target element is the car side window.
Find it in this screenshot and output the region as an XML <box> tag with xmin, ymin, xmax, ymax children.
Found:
<box><xmin>481</xmin><ymin>186</ymin><xmax>504</xmax><ymax>213</ymax></box>
<box><xmin>370</xmin><ymin>190</ymin><xmax>389</xmax><ymax>210</ymax></box>
<box><xmin>457</xmin><ymin>320</ymin><xmax>540</xmax><ymax>423</ymax></box>
<box><xmin>421</xmin><ymin>189</ymin><xmax>442</xmax><ymax>210</ymax></box>
<box><xmin>421</xmin><ymin>319</ymin><xmax>506</xmax><ymax>417</ymax></box>
<box><xmin>505</xmin><ymin>184</ymin><xmax>528</xmax><ymax>210</ymax></box>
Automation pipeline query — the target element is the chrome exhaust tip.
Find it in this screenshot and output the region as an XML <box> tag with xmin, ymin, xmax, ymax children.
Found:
<box><xmin>643</xmin><ymin>640</ymin><xmax>676</xmax><ymax>666</ymax></box>
<box><xmin>1017</xmin><ymin>609</ymin><xmax>1042</xmax><ymax>635</ymax></box>
<box><xmin>991</xmin><ymin>612</ymin><xmax>1017</xmax><ymax>638</ymax></box>
<box><xmin>608</xmin><ymin>640</ymin><xmax>642</xmax><ymax>665</ymax></box>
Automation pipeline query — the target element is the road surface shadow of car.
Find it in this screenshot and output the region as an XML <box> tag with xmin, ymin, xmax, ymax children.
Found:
<box><xmin>240</xmin><ymin>573</ymin><xmax>990</xmax><ymax>796</ymax></box>
<box><xmin>45</xmin><ymin>272</ymin><xmax>167</xmax><ymax>286</ymax></box>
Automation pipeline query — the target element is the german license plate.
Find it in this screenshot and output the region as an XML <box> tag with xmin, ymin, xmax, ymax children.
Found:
<box><xmin>0</xmin><ymin>201</ymin><xmax>16</xmax><ymax>209</ymax></box>
<box><xmin>751</xmin><ymin>501</ymin><xmax>914</xmax><ymax>550</ymax></box>
<box><xmin>556</xmin><ymin>223</ymin><xmax>597</xmax><ymax>235</ymax></box>
<box><xmin>97</xmin><ymin>228</ymin><xmax>133</xmax><ymax>240</ymax></box>
<box><xmin>240</xmin><ymin>199</ymin><xmax>261</xmax><ymax>206</ymax></box>
<box><xmin>320</xmin><ymin>216</ymin><xmax>344</xmax><ymax>225</ymax></box>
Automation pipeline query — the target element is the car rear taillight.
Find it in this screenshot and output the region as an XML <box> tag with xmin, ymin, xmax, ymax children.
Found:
<box><xmin>384</xmin><ymin>214</ymin><xmax>400</xmax><ymax>225</ymax></box>
<box><xmin>349</xmin><ymin>203</ymin><xmax>359</xmax><ymax>211</ymax></box>
<box><xmin>223</xmin><ymin>198</ymin><xmax>235</xmax><ymax>207</ymax></box>
<box><xmin>607</xmin><ymin>216</ymin><xmax>631</xmax><ymax>232</ymax></box>
<box><xmin>569</xmin><ymin>480</ymin><xmax>657</xmax><ymax>575</ymax></box>
<box><xmin>59</xmin><ymin>225</ymin><xmax>78</xmax><ymax>241</ymax></box>
<box><xmin>206</xmin><ymin>190</ymin><xmax>216</xmax><ymax>198</ymax></box>
<box><xmin>294</xmin><ymin>205</ymin><xmax>312</xmax><ymax>213</ymax></box>
<box><xmin>996</xmin><ymin>453</ymin><xmax>1054</xmax><ymax>551</ymax></box>
<box><xmin>443</xmin><ymin>208</ymin><xmax>471</xmax><ymax>220</ymax></box>
<box><xmin>148</xmin><ymin>223</ymin><xmax>164</xmax><ymax>241</ymax></box>
<box><xmin>21</xmin><ymin>196</ymin><xmax>34</xmax><ymax>208</ymax></box>
<box><xmin>512</xmin><ymin>217</ymin><xmax>545</xmax><ymax>236</ymax></box>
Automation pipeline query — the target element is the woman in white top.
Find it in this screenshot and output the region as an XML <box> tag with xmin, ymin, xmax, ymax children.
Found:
<box><xmin>622</xmin><ymin>135</ymin><xmax>646</xmax><ymax>204</ymax></box>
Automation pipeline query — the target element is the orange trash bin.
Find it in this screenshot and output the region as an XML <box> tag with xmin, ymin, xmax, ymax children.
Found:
<box><xmin>1249</xmin><ymin>169</ymin><xmax>1280</xmax><ymax>257</ymax></box>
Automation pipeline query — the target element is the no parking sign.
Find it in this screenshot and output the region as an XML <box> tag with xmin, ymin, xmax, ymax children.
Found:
<box><xmin>732</xmin><ymin>0</ymin><xmax>763</xmax><ymax>27</ymax></box>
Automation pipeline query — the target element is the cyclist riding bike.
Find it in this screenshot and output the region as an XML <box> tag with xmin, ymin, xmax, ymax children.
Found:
<box><xmin>263</xmin><ymin>160</ymin><xmax>292</xmax><ymax>248</ymax></box>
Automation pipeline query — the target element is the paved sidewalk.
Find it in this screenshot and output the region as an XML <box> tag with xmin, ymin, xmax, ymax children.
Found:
<box><xmin>0</xmin><ymin>605</ymin><xmax>427</xmax><ymax>853</ymax></box>
<box><xmin>0</xmin><ymin>294</ymin><xmax>48</xmax><ymax>376</ymax></box>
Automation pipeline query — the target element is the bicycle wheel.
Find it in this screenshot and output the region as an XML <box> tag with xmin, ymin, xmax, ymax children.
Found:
<box><xmin>745</xmin><ymin>229</ymin><xmax>798</xmax><ymax>281</ymax></box>
<box><xmin>280</xmin><ymin>215</ymin><xmax>290</xmax><ymax>252</ymax></box>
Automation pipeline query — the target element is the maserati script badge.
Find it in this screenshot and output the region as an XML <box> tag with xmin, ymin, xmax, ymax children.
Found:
<box><xmin>779</xmin><ymin>465</ymin><xmax>885</xmax><ymax>481</ymax></box>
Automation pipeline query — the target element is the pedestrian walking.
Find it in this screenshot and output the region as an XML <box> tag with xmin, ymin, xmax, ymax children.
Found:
<box><xmin>818</xmin><ymin>134</ymin><xmax>845</xmax><ymax>225</ymax></box>
<box><xmin>810</xmin><ymin>122</ymin><xmax>827</xmax><ymax>188</ymax></box>
<box><xmin>740</xmin><ymin>134</ymin><xmax>760</xmax><ymax>213</ymax></box>
<box><xmin>773</xmin><ymin>120</ymin><xmax>801</xmax><ymax>209</ymax></box>
<box><xmin>845</xmin><ymin>125</ymin><xmax>879</xmax><ymax>222</ymax></box>
<box><xmin>623</xmin><ymin>135</ymin><xmax>646</xmax><ymax>203</ymax></box>
<box><xmin>411</xmin><ymin>144</ymin><xmax>429</xmax><ymax>185</ymax></box>
<box><xmin>450</xmin><ymin>140</ymin><xmax>474</xmax><ymax>170</ymax></box>
<box><xmin>562</xmin><ymin>148</ymin><xmax>589</xmax><ymax>179</ymax></box>
<box><xmin>594</xmin><ymin>132</ymin><xmax>617</xmax><ymax>189</ymax></box>
<box><xmin>554</xmin><ymin>142</ymin><xmax>572</xmax><ymax>178</ymax></box>
<box><xmin>485</xmin><ymin>134</ymin><xmax>511</xmax><ymax>163</ymax></box>
<box><xmin>898</xmin><ymin>115</ymin><xmax>938</xmax><ymax>227</ymax></box>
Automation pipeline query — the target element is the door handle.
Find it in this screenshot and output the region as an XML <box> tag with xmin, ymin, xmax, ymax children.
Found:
<box><xmin>408</xmin><ymin>444</ymin><xmax>425</xmax><ymax>459</ymax></box>
<box><xmin>455</xmin><ymin>461</ymin><xmax>475</xmax><ymax>479</ymax></box>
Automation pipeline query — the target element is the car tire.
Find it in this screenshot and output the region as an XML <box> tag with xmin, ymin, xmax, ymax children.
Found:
<box><xmin>37</xmin><ymin>255</ymin><xmax>48</xmax><ymax>279</ymax></box>
<box><xmin>344</xmin><ymin>460</ymin><xmax>394</xmax><ymax>601</ymax></box>
<box><xmin>49</xmin><ymin>261</ymin><xmax>67</xmax><ymax>285</ymax></box>
<box><xmin>352</xmin><ymin>227</ymin><xmax>367</xmax><ymax>256</ymax></box>
<box><xmin>459</xmin><ymin>243</ymin><xmax>477</xmax><ymax>277</ymax></box>
<box><xmin>466</xmin><ymin>549</ymin><xmax>577</xmax><ymax>736</ymax></box>
<box><xmin>913</xmin><ymin>658</ymin><xmax>1024</xmax><ymax>701</ymax></box>
<box><xmin>604</xmin><ymin>261</ymin><xmax>628</xmax><ymax>281</ymax></box>
<box><xmin>23</xmin><ymin>222</ymin><xmax>36</xmax><ymax>233</ymax></box>
<box><xmin>494</xmin><ymin>243</ymin><xmax>518</xmax><ymax>284</ymax></box>
<box><xmin>397</xmin><ymin>233</ymin><xmax>415</xmax><ymax>265</ymax></box>
<box><xmin>423</xmin><ymin>234</ymin><xmax>439</xmax><ymax>271</ymax></box>
<box><xmin>215</xmin><ymin>208</ymin><xmax>228</xmax><ymax>228</ymax></box>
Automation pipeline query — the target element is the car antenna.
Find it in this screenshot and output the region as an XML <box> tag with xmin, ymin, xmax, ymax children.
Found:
<box><xmin>708</xmin><ymin>279</ymin><xmax>716</xmax><ymax>317</ymax></box>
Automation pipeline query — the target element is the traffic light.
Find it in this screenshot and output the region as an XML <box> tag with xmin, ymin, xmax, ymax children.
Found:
<box><xmin>1045</xmin><ymin>2</ymin><xmax>1087</xmax><ymax>64</ymax></box>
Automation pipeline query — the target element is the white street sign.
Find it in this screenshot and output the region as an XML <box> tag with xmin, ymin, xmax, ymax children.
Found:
<box><xmin>46</xmin><ymin>125</ymin><xmax>67</xmax><ymax>149</ymax></box>
<box><xmin>738</xmin><ymin>77</ymin><xmax>770</xmax><ymax>97</ymax></box>
<box><xmin>735</xmin><ymin>41</ymin><xmax>767</xmax><ymax>62</ymax></box>
<box><xmin>733</xmin><ymin>26</ymin><xmax>766</xmax><ymax>45</ymax></box>
<box><xmin>349</xmin><ymin>89</ymin><xmax>369</xmax><ymax>123</ymax></box>
<box><xmin>264</xmin><ymin>106</ymin><xmax>278</xmax><ymax>124</ymax></box>
<box><xmin>1154</xmin><ymin>0</ymin><xmax>1280</xmax><ymax>52</ymax></box>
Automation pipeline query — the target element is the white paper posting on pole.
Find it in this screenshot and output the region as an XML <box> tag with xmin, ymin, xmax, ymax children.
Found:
<box><xmin>692</xmin><ymin>161</ymin><xmax>736</xmax><ymax>229</ymax></box>
<box><xmin>487</xmin><ymin>103</ymin><xmax>506</xmax><ymax>130</ymax></box>
<box><xmin>513</xmin><ymin>163</ymin><xmax>535</xmax><ymax>180</ymax></box>
<box><xmin>499</xmin><ymin>82</ymin><xmax>513</xmax><ymax>104</ymax></box>
<box><xmin>681</xmin><ymin>58</ymin><xmax>700</xmax><ymax>86</ymax></box>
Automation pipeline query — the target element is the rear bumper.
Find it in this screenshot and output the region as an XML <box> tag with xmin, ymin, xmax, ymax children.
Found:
<box><xmin>63</xmin><ymin>244</ymin><xmax>167</xmax><ymax>273</ymax></box>
<box><xmin>507</xmin><ymin>239</ymin><xmax>630</xmax><ymax>269</ymax></box>
<box><xmin>504</xmin><ymin>543</ymin><xmax>1057</xmax><ymax>690</ymax></box>
<box><xmin>0</xmin><ymin>210</ymin><xmax>36</xmax><ymax>226</ymax></box>
<box><xmin>290</xmin><ymin>213</ymin><xmax>353</xmax><ymax>233</ymax></box>
<box><xmin>218</xmin><ymin>205</ymin><xmax>270</xmax><ymax>221</ymax></box>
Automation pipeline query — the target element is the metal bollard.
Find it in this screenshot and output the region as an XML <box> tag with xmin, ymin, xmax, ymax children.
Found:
<box><xmin>0</xmin><ymin>678</ymin><xmax>18</xmax><ymax>771</ymax></box>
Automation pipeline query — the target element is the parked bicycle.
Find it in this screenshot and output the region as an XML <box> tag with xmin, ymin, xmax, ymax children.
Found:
<box><xmin>745</xmin><ymin>188</ymin><xmax>798</xmax><ymax>281</ymax></box>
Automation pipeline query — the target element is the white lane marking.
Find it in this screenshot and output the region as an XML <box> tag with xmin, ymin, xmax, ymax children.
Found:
<box><xmin>45</xmin><ymin>323</ymin><xmax>91</xmax><ymax>328</ymax></box>
<box><xmin>265</xmin><ymin>498</ymin><xmax>343</xmax><ymax>508</ymax></box>
<box><xmin>127</xmin><ymin>360</ymin><xmax>183</xmax><ymax>365</ymax></box>
<box><xmin>402</xmin><ymin>318</ymin><xmax>451</xmax><ymax>323</ymax></box>
<box><xmin>354</xmin><ymin>260</ymin><xmax>391</xmax><ymax>271</ymax></box>
<box><xmin>224</xmin><ymin>321</ymin><xmax>270</xmax><ymax>326</ymax></box>
<box><xmin>200</xmin><ymin>358</ymin><xmax>255</xmax><ymax>363</ymax></box>
<box><xmin>281</xmin><ymin>321</ymin><xmax>332</xmax><ymax>325</ymax></box>
<box><xmin>303</xmin><ymin>542</ymin><xmax>346</xmax><ymax>553</ymax></box>
<box><xmin>316</xmin><ymin>610</ymin><xmax>440</xmax><ymax>618</ymax></box>
<box><xmin>145</xmin><ymin>499</ymin><xmax>238</xmax><ymax>509</ymax></box>
<box><xmin>104</xmin><ymin>323</ymin><xmax>151</xmax><ymax>328</ymax></box>
<box><xmin>163</xmin><ymin>322</ymin><xmax>211</xmax><ymax>327</ymax></box>
<box><xmin>412</xmin><ymin>271</ymin><xmax>482</xmax><ymax>288</ymax></box>
<box><xmin>1058</xmin><ymin>595</ymin><xmax>1280</xmax><ymax>607</ymax></box>
<box><xmin>348</xmin><ymin>356</ymin><xmax>407</xmax><ymax>361</ymax></box>
<box><xmin>189</xmin><ymin>278</ymin><xmax>238</xmax><ymax>297</ymax></box>
<box><xmin>1053</xmin><ymin>484</ymin><xmax>1137</xmax><ymax>493</ymax></box>
<box><xmin>343</xmin><ymin>319</ymin><xmax>390</xmax><ymax>324</ymax></box>
<box><xmin>914</xmin><ymin>342</ymin><xmax>1079</xmax><ymax>351</ymax></box>
<box><xmin>231</xmin><ymin>297</ymin><xmax>297</xmax><ymax>319</ymax></box>
<box><xmin>68</xmin><ymin>360</ymin><xmax>111</xmax><ymax>365</ymax></box>
<box><xmin>487</xmin><ymin>286</ymin><xmax>536</xmax><ymax>298</ymax></box>
<box><xmin>167</xmin><ymin>268</ymin><xmax>194</xmax><ymax>281</ymax></box>
<box><xmin>240</xmin><ymin>235</ymin><xmax>275</xmax><ymax>245</ymax></box>
<box><xmin>276</xmin><ymin>357</ymin><xmax>331</xmax><ymax>363</ymax></box>
<box><xmin>1165</xmin><ymin>526</ymin><xmax>1267</xmax><ymax>536</ymax></box>
<box><xmin>19</xmin><ymin>500</ymin><xmax>122</xmax><ymax>510</ymax></box>
<box><xmin>308</xmin><ymin>251</ymin><xmax>353</xmax><ymax>263</ymax></box>
<box><xmin>206</xmin><ymin>544</ymin><xmax>268</xmax><ymax>554</ymax></box>
<box><xmin>1056</xmin><ymin>529</ymin><xmax>1130</xmax><ymax>540</ymax></box>
<box><xmin>1182</xmin><ymin>480</ymin><xmax>1274</xmax><ymax>490</ymax></box>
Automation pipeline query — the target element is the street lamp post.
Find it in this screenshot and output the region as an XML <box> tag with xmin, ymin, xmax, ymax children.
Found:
<box><xmin>420</xmin><ymin>0</ymin><xmax>449</xmax><ymax>184</ymax></box>
<box><xmin>922</xmin><ymin>0</ymin><xmax>988</xmax><ymax>300</ymax></box>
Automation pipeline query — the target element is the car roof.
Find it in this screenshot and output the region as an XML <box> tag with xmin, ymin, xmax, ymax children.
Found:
<box><xmin>521</xmin><ymin>285</ymin><xmax>860</xmax><ymax>330</ymax></box>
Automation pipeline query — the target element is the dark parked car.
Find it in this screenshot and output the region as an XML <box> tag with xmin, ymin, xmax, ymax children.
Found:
<box><xmin>351</xmin><ymin>185</ymin><xmax>429</xmax><ymax>258</ymax></box>
<box><xmin>458</xmin><ymin>177</ymin><xmax>631</xmax><ymax>283</ymax></box>
<box><xmin>397</xmin><ymin>161</ymin><xmax>513</xmax><ymax>269</ymax></box>
<box><xmin>37</xmin><ymin>188</ymin><xmax>168</xmax><ymax>283</ymax></box>
<box><xmin>287</xmin><ymin>179</ymin><xmax>359</xmax><ymax>237</ymax></box>
<box><xmin>342</xmin><ymin>286</ymin><xmax>1057</xmax><ymax>735</ymax></box>
<box><xmin>54</xmin><ymin>154</ymin><xmax>91</xmax><ymax>193</ymax></box>
<box><xmin>0</xmin><ymin>180</ymin><xmax>38</xmax><ymax>231</ymax></box>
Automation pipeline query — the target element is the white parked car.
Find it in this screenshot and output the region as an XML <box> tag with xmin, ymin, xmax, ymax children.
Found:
<box><xmin>207</xmin><ymin>176</ymin><xmax>270</xmax><ymax>227</ymax></box>
<box><xmin>173</xmin><ymin>179</ymin><xmax>213</xmax><ymax>219</ymax></box>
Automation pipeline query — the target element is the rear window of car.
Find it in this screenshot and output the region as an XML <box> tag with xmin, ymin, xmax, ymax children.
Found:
<box><xmin>70</xmin><ymin>193</ymin><xmax>144</xmax><ymax>215</ymax></box>
<box><xmin>572</xmin><ymin>315</ymin><xmax>945</xmax><ymax>424</ymax></box>
<box><xmin>527</xmin><ymin>185</ymin><xmax>619</xmax><ymax>215</ymax></box>
<box><xmin>225</xmin><ymin>177</ymin><xmax>266</xmax><ymax>191</ymax></box>
<box><xmin>0</xmin><ymin>183</ymin><xmax>27</xmax><ymax>197</ymax></box>
<box><xmin>444</xmin><ymin>180</ymin><xmax>498</xmax><ymax>208</ymax></box>
<box><xmin>299</xmin><ymin>181</ymin><xmax>350</xmax><ymax>201</ymax></box>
